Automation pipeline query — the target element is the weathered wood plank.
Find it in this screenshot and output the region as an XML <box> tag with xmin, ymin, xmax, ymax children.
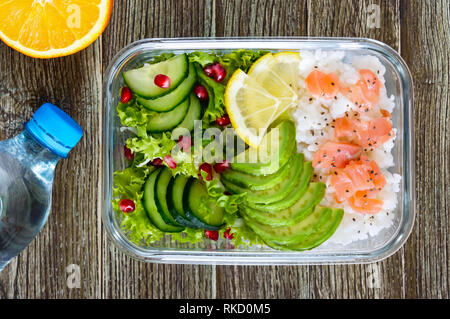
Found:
<box><xmin>400</xmin><ymin>0</ymin><xmax>449</xmax><ymax>299</ymax></box>
<box><xmin>0</xmin><ymin>44</ymin><xmax>103</xmax><ymax>298</ymax></box>
<box><xmin>100</xmin><ymin>0</ymin><xmax>216</xmax><ymax>299</ymax></box>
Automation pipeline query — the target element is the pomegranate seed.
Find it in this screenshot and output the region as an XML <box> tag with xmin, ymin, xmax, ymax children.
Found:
<box><xmin>193</xmin><ymin>84</ymin><xmax>209</xmax><ymax>101</ymax></box>
<box><xmin>199</xmin><ymin>162</ymin><xmax>213</xmax><ymax>181</ymax></box>
<box><xmin>223</xmin><ymin>228</ymin><xmax>234</xmax><ymax>240</ymax></box>
<box><xmin>211</xmin><ymin>63</ymin><xmax>227</xmax><ymax>82</ymax></box>
<box><xmin>164</xmin><ymin>155</ymin><xmax>177</xmax><ymax>169</ymax></box>
<box><xmin>120</xmin><ymin>87</ymin><xmax>132</xmax><ymax>103</ymax></box>
<box><xmin>204</xmin><ymin>230</ymin><xmax>219</xmax><ymax>241</ymax></box>
<box><xmin>150</xmin><ymin>157</ymin><xmax>164</xmax><ymax>167</ymax></box>
<box><xmin>203</xmin><ymin>64</ymin><xmax>215</xmax><ymax>77</ymax></box>
<box><xmin>124</xmin><ymin>145</ymin><xmax>134</xmax><ymax>161</ymax></box>
<box><xmin>154</xmin><ymin>74</ymin><xmax>171</xmax><ymax>88</ymax></box>
<box><xmin>178</xmin><ymin>135</ymin><xmax>192</xmax><ymax>152</ymax></box>
<box><xmin>213</xmin><ymin>160</ymin><xmax>230</xmax><ymax>174</ymax></box>
<box><xmin>119</xmin><ymin>199</ymin><xmax>135</xmax><ymax>213</ymax></box>
<box><xmin>216</xmin><ymin>114</ymin><xmax>231</xmax><ymax>126</ymax></box>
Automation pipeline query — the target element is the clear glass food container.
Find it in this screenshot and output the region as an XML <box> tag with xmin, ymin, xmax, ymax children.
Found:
<box><xmin>102</xmin><ymin>37</ymin><xmax>415</xmax><ymax>265</ymax></box>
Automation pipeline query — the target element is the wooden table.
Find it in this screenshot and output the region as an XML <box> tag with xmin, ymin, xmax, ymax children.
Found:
<box><xmin>0</xmin><ymin>0</ymin><xmax>448</xmax><ymax>299</ymax></box>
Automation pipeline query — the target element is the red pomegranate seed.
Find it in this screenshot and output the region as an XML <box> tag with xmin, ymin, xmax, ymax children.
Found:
<box><xmin>178</xmin><ymin>135</ymin><xmax>192</xmax><ymax>152</ymax></box>
<box><xmin>213</xmin><ymin>160</ymin><xmax>230</xmax><ymax>174</ymax></box>
<box><xmin>164</xmin><ymin>155</ymin><xmax>177</xmax><ymax>169</ymax></box>
<box><xmin>223</xmin><ymin>228</ymin><xmax>234</xmax><ymax>240</ymax></box>
<box><xmin>119</xmin><ymin>199</ymin><xmax>135</xmax><ymax>213</ymax></box>
<box><xmin>154</xmin><ymin>74</ymin><xmax>171</xmax><ymax>88</ymax></box>
<box><xmin>150</xmin><ymin>157</ymin><xmax>164</xmax><ymax>167</ymax></box>
<box><xmin>193</xmin><ymin>84</ymin><xmax>209</xmax><ymax>101</ymax></box>
<box><xmin>203</xmin><ymin>64</ymin><xmax>215</xmax><ymax>77</ymax></box>
<box><xmin>204</xmin><ymin>230</ymin><xmax>219</xmax><ymax>241</ymax></box>
<box><xmin>120</xmin><ymin>87</ymin><xmax>132</xmax><ymax>103</ymax></box>
<box><xmin>211</xmin><ymin>63</ymin><xmax>227</xmax><ymax>82</ymax></box>
<box><xmin>124</xmin><ymin>145</ymin><xmax>134</xmax><ymax>161</ymax></box>
<box><xmin>199</xmin><ymin>162</ymin><xmax>213</xmax><ymax>181</ymax></box>
<box><xmin>216</xmin><ymin>114</ymin><xmax>231</xmax><ymax>126</ymax></box>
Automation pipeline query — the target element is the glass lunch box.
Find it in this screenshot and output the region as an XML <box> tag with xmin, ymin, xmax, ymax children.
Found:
<box><xmin>101</xmin><ymin>37</ymin><xmax>415</xmax><ymax>265</ymax></box>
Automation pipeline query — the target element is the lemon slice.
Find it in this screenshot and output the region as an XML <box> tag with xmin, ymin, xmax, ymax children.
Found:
<box><xmin>225</xmin><ymin>69</ymin><xmax>280</xmax><ymax>148</ymax></box>
<box><xmin>248</xmin><ymin>52</ymin><xmax>300</xmax><ymax>119</ymax></box>
<box><xmin>225</xmin><ymin>51</ymin><xmax>301</xmax><ymax>148</ymax></box>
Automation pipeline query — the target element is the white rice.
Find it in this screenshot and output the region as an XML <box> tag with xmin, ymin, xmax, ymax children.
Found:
<box><xmin>292</xmin><ymin>50</ymin><xmax>401</xmax><ymax>245</ymax></box>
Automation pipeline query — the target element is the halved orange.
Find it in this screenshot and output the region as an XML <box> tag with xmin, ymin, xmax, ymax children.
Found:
<box><xmin>0</xmin><ymin>0</ymin><xmax>113</xmax><ymax>58</ymax></box>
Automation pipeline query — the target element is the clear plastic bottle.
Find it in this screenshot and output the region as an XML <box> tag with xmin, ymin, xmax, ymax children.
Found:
<box><xmin>0</xmin><ymin>103</ymin><xmax>83</xmax><ymax>271</ymax></box>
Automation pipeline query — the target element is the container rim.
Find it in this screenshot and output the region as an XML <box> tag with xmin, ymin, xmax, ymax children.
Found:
<box><xmin>101</xmin><ymin>37</ymin><xmax>415</xmax><ymax>265</ymax></box>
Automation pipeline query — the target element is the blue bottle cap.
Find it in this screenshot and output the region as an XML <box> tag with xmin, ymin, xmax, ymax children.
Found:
<box><xmin>24</xmin><ymin>103</ymin><xmax>83</xmax><ymax>158</ymax></box>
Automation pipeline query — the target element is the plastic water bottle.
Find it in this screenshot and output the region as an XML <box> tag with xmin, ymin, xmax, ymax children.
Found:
<box><xmin>0</xmin><ymin>103</ymin><xmax>83</xmax><ymax>271</ymax></box>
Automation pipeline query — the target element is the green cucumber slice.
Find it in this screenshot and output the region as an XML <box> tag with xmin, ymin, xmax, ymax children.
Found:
<box><xmin>142</xmin><ymin>169</ymin><xmax>184</xmax><ymax>233</ymax></box>
<box><xmin>137</xmin><ymin>63</ymin><xmax>197</xmax><ymax>112</ymax></box>
<box><xmin>173</xmin><ymin>93</ymin><xmax>202</xmax><ymax>134</ymax></box>
<box><xmin>183</xmin><ymin>178</ymin><xmax>224</xmax><ymax>230</ymax></box>
<box><xmin>146</xmin><ymin>96</ymin><xmax>190</xmax><ymax>133</ymax></box>
<box><xmin>167</xmin><ymin>175</ymin><xmax>199</xmax><ymax>228</ymax></box>
<box><xmin>123</xmin><ymin>54</ymin><xmax>189</xmax><ymax>98</ymax></box>
<box><xmin>154</xmin><ymin>168</ymin><xmax>184</xmax><ymax>227</ymax></box>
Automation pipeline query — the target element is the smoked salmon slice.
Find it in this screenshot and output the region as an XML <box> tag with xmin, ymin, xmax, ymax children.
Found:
<box><xmin>305</xmin><ymin>70</ymin><xmax>341</xmax><ymax>99</ymax></box>
<box><xmin>312</xmin><ymin>141</ymin><xmax>362</xmax><ymax>169</ymax></box>
<box><xmin>334</xmin><ymin>116</ymin><xmax>393</xmax><ymax>149</ymax></box>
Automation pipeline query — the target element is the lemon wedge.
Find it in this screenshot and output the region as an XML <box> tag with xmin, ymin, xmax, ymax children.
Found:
<box><xmin>225</xmin><ymin>52</ymin><xmax>300</xmax><ymax>148</ymax></box>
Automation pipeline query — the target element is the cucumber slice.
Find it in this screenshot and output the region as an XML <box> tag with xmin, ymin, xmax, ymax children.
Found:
<box><xmin>154</xmin><ymin>168</ymin><xmax>184</xmax><ymax>227</ymax></box>
<box><xmin>123</xmin><ymin>54</ymin><xmax>189</xmax><ymax>98</ymax></box>
<box><xmin>146</xmin><ymin>96</ymin><xmax>190</xmax><ymax>133</ymax></box>
<box><xmin>173</xmin><ymin>93</ymin><xmax>202</xmax><ymax>134</ymax></box>
<box><xmin>166</xmin><ymin>175</ymin><xmax>199</xmax><ymax>228</ymax></box>
<box><xmin>183</xmin><ymin>178</ymin><xmax>224</xmax><ymax>230</ymax></box>
<box><xmin>137</xmin><ymin>63</ymin><xmax>197</xmax><ymax>112</ymax></box>
<box><xmin>142</xmin><ymin>169</ymin><xmax>184</xmax><ymax>233</ymax></box>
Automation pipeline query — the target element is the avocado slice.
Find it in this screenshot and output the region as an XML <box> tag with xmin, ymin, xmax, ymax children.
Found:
<box><xmin>242</xmin><ymin>204</ymin><xmax>332</xmax><ymax>245</ymax></box>
<box><xmin>222</xmin><ymin>153</ymin><xmax>304</xmax><ymax>204</ymax></box>
<box><xmin>241</xmin><ymin>182</ymin><xmax>326</xmax><ymax>227</ymax></box>
<box><xmin>230</xmin><ymin>120</ymin><xmax>296</xmax><ymax>176</ymax></box>
<box><xmin>221</xmin><ymin>154</ymin><xmax>298</xmax><ymax>191</ymax></box>
<box><xmin>286</xmin><ymin>208</ymin><xmax>344</xmax><ymax>251</ymax></box>
<box><xmin>246</xmin><ymin>161</ymin><xmax>313</xmax><ymax>212</ymax></box>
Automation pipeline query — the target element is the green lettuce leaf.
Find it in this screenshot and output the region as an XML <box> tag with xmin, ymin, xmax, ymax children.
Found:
<box><xmin>111</xmin><ymin>166</ymin><xmax>165</xmax><ymax>244</ymax></box>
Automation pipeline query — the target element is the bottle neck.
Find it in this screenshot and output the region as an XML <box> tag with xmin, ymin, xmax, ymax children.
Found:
<box><xmin>5</xmin><ymin>131</ymin><xmax>61</xmax><ymax>175</ymax></box>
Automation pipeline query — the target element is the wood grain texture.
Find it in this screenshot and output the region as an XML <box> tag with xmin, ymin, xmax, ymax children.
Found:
<box><xmin>400</xmin><ymin>0</ymin><xmax>449</xmax><ymax>299</ymax></box>
<box><xmin>0</xmin><ymin>0</ymin><xmax>448</xmax><ymax>299</ymax></box>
